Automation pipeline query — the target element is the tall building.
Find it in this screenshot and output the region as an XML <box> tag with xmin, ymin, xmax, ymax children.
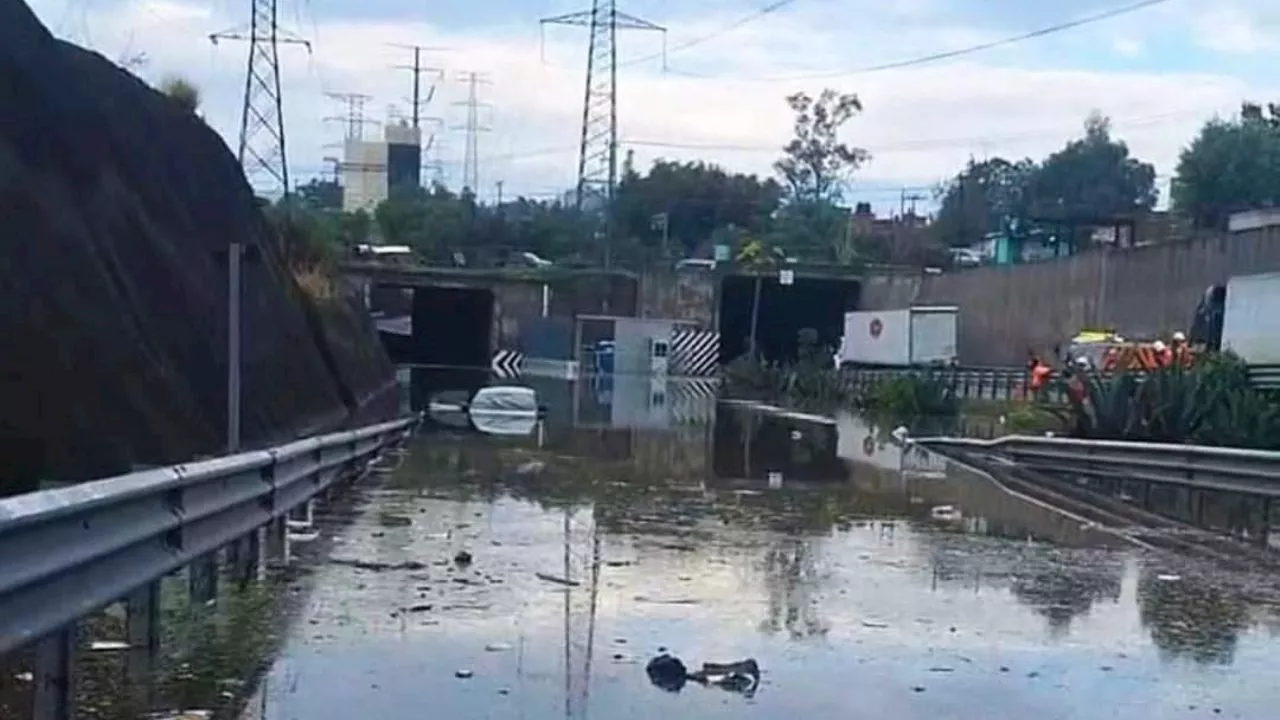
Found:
<box><xmin>385</xmin><ymin>121</ymin><xmax>422</xmax><ymax>192</ymax></box>
<box><xmin>339</xmin><ymin>121</ymin><xmax>423</xmax><ymax>213</ymax></box>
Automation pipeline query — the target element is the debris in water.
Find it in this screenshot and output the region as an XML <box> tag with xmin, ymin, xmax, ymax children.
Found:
<box><xmin>455</xmin><ymin>669</ymin><xmax>474</xmax><ymax>679</ymax></box>
<box><xmin>377</xmin><ymin>513</ymin><xmax>412</xmax><ymax>528</ymax></box>
<box><xmin>332</xmin><ymin>558</ymin><xmax>427</xmax><ymax>572</ymax></box>
<box><xmin>515</xmin><ymin>460</ymin><xmax>545</xmax><ymax>475</ymax></box>
<box><xmin>912</xmin><ymin>686</ymin><xmax>926</xmax><ymax>693</ymax></box>
<box><xmin>90</xmin><ymin>640</ymin><xmax>130</xmax><ymax>651</ymax></box>
<box><xmin>536</xmin><ymin>572</ymin><xmax>580</xmax><ymax>587</ymax></box>
<box><xmin>485</xmin><ymin>642</ymin><xmax>513</xmax><ymax>652</ymax></box>
<box><xmin>454</xmin><ymin>550</ymin><xmax>473</xmax><ymax>566</ymax></box>
<box><xmin>861</xmin><ymin>620</ymin><xmax>890</xmax><ymax>629</ymax></box>
<box><xmin>1156</xmin><ymin>573</ymin><xmax>1181</xmax><ymax>582</ymax></box>
<box><xmin>930</xmin><ymin>505</ymin><xmax>962</xmax><ymax>521</ymax></box>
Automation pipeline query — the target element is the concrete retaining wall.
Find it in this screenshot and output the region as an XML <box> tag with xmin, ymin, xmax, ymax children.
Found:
<box><xmin>862</xmin><ymin>228</ymin><xmax>1280</xmax><ymax>365</ymax></box>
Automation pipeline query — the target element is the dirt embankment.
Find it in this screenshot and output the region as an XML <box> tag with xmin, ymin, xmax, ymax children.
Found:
<box><xmin>0</xmin><ymin>0</ymin><xmax>395</xmax><ymax>490</ymax></box>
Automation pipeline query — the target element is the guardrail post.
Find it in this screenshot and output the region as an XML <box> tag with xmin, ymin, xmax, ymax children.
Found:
<box><xmin>265</xmin><ymin>517</ymin><xmax>290</xmax><ymax>568</ymax></box>
<box><xmin>188</xmin><ymin>552</ymin><xmax>219</xmax><ymax>606</ymax></box>
<box><xmin>125</xmin><ymin>581</ymin><xmax>160</xmax><ymax>695</ymax></box>
<box><xmin>32</xmin><ymin>626</ymin><xmax>75</xmax><ymax>720</ymax></box>
<box><xmin>233</xmin><ymin>530</ymin><xmax>262</xmax><ymax>587</ymax></box>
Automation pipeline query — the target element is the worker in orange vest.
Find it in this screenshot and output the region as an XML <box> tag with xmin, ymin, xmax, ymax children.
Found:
<box><xmin>1170</xmin><ymin>331</ymin><xmax>1190</xmax><ymax>367</ymax></box>
<box><xmin>1153</xmin><ymin>339</ymin><xmax>1174</xmax><ymax>367</ymax></box>
<box><xmin>1028</xmin><ymin>355</ymin><xmax>1053</xmax><ymax>401</ymax></box>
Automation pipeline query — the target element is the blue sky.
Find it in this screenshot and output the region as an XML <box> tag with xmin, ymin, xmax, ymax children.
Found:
<box><xmin>25</xmin><ymin>0</ymin><xmax>1280</xmax><ymax>213</ymax></box>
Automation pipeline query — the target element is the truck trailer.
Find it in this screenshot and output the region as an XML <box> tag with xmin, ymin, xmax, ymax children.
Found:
<box><xmin>838</xmin><ymin>306</ymin><xmax>959</xmax><ymax>367</ymax></box>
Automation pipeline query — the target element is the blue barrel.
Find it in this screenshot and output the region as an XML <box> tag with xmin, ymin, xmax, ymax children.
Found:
<box><xmin>594</xmin><ymin>340</ymin><xmax>615</xmax><ymax>374</ymax></box>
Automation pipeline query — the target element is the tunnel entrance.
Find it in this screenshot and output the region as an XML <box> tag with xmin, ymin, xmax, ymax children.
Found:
<box><xmin>409</xmin><ymin>285</ymin><xmax>495</xmax><ymax>368</ymax></box>
<box><xmin>717</xmin><ymin>274</ymin><xmax>860</xmax><ymax>366</ymax></box>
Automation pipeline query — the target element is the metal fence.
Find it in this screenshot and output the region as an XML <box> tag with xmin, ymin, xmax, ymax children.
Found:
<box><xmin>843</xmin><ymin>365</ymin><xmax>1051</xmax><ymax>403</ymax></box>
<box><xmin>0</xmin><ymin>414</ymin><xmax>419</xmax><ymax>719</ymax></box>
<box><xmin>843</xmin><ymin>363</ymin><xmax>1280</xmax><ymax>404</ymax></box>
<box><xmin>913</xmin><ymin>434</ymin><xmax>1280</xmax><ymax>498</ymax></box>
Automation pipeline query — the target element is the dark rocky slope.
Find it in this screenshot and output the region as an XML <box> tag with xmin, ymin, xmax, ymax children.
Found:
<box><xmin>0</xmin><ymin>0</ymin><xmax>395</xmax><ymax>489</ymax></box>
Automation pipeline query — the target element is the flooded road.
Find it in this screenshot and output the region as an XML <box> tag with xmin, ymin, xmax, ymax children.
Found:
<box><xmin>243</xmin><ymin>383</ymin><xmax>1280</xmax><ymax>720</ymax></box>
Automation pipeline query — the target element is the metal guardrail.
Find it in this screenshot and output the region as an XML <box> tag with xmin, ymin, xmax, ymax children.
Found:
<box><xmin>913</xmin><ymin>435</ymin><xmax>1280</xmax><ymax>498</ymax></box>
<box><xmin>0</xmin><ymin>414</ymin><xmax>419</xmax><ymax>659</ymax></box>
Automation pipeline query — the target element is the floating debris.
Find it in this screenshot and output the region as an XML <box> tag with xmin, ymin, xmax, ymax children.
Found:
<box><xmin>89</xmin><ymin>640</ymin><xmax>130</xmax><ymax>651</ymax></box>
<box><xmin>485</xmin><ymin>642</ymin><xmax>513</xmax><ymax>652</ymax></box>
<box><xmin>536</xmin><ymin>572</ymin><xmax>580</xmax><ymax>587</ymax></box>
<box><xmin>454</xmin><ymin>550</ymin><xmax>474</xmax><ymax>566</ymax></box>
<box><xmin>455</xmin><ymin>669</ymin><xmax>474</xmax><ymax>679</ymax></box>
<box><xmin>331</xmin><ymin>558</ymin><xmax>427</xmax><ymax>572</ymax></box>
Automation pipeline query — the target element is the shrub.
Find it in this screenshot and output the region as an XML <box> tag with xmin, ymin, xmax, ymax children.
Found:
<box><xmin>865</xmin><ymin>372</ymin><xmax>958</xmax><ymax>420</ymax></box>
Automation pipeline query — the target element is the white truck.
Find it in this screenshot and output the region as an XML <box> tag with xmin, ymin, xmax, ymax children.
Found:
<box><xmin>1219</xmin><ymin>271</ymin><xmax>1280</xmax><ymax>365</ymax></box>
<box><xmin>838</xmin><ymin>306</ymin><xmax>958</xmax><ymax>367</ymax></box>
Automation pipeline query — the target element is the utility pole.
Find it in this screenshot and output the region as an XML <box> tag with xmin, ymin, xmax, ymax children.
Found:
<box><xmin>210</xmin><ymin>0</ymin><xmax>308</xmax><ymax>456</ymax></box>
<box><xmin>389</xmin><ymin>43</ymin><xmax>446</xmax><ymax>129</ymax></box>
<box><xmin>496</xmin><ymin>180</ymin><xmax>504</xmax><ymax>206</ymax></box>
<box><xmin>541</xmin><ymin>1</ymin><xmax>666</xmax><ymax>269</ymax></box>
<box><xmin>451</xmin><ymin>71</ymin><xmax>492</xmax><ymax>194</ymax></box>
<box><xmin>324</xmin><ymin>91</ymin><xmax>377</xmax><ymax>141</ymax></box>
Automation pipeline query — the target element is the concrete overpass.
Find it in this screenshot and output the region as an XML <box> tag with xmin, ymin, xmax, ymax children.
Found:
<box><xmin>340</xmin><ymin>260</ymin><xmax>927</xmax><ymax>370</ymax></box>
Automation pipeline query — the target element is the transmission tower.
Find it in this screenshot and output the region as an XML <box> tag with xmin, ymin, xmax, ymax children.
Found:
<box><xmin>324</xmin><ymin>92</ymin><xmax>377</xmax><ymax>141</ymax></box>
<box><xmin>451</xmin><ymin>71</ymin><xmax>492</xmax><ymax>194</ymax></box>
<box><xmin>541</xmin><ymin>1</ymin><xmax>665</xmax><ymax>268</ymax></box>
<box><xmin>210</xmin><ymin>0</ymin><xmax>311</xmax><ymax>198</ymax></box>
<box><xmin>389</xmin><ymin>43</ymin><xmax>447</xmax><ymax>129</ymax></box>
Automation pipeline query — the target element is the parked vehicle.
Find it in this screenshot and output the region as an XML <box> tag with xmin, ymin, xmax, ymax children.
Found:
<box><xmin>838</xmin><ymin>306</ymin><xmax>958</xmax><ymax>367</ymax></box>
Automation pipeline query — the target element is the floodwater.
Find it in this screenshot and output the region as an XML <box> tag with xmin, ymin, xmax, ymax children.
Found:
<box><xmin>242</xmin><ymin>376</ymin><xmax>1280</xmax><ymax>720</ymax></box>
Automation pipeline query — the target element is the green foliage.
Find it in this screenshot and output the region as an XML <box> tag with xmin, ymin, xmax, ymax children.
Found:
<box><xmin>1173</xmin><ymin>102</ymin><xmax>1280</xmax><ymax>229</ymax></box>
<box><xmin>864</xmin><ymin>373</ymin><xmax>959</xmax><ymax>420</ymax></box>
<box><xmin>158</xmin><ymin>75</ymin><xmax>200</xmax><ymax>113</ymax></box>
<box><xmin>933</xmin><ymin>157</ymin><xmax>1036</xmax><ymax>247</ymax></box>
<box><xmin>613</xmin><ymin>155</ymin><xmax>782</xmax><ymax>260</ymax></box>
<box><xmin>721</xmin><ymin>329</ymin><xmax>853</xmax><ymax>409</ymax></box>
<box><xmin>932</xmin><ymin>113</ymin><xmax>1158</xmax><ymax>248</ymax></box>
<box><xmin>1025</xmin><ymin>113</ymin><xmax>1158</xmax><ymax>219</ymax></box>
<box><xmin>1065</xmin><ymin>354</ymin><xmax>1280</xmax><ymax>450</ymax></box>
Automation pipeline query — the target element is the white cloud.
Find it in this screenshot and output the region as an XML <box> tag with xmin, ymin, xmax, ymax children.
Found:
<box><xmin>21</xmin><ymin>0</ymin><xmax>1280</xmax><ymax>213</ymax></box>
<box><xmin>1191</xmin><ymin>3</ymin><xmax>1280</xmax><ymax>55</ymax></box>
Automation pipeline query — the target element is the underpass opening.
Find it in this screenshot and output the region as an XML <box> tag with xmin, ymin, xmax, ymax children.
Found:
<box><xmin>718</xmin><ymin>274</ymin><xmax>860</xmax><ymax>365</ymax></box>
<box><xmin>410</xmin><ymin>285</ymin><xmax>495</xmax><ymax>368</ymax></box>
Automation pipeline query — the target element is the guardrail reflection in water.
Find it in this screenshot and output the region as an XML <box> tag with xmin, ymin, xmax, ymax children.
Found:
<box><xmin>0</xmin><ymin>414</ymin><xmax>419</xmax><ymax>720</ymax></box>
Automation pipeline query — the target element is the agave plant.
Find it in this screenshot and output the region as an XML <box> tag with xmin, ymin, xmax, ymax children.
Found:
<box><xmin>1134</xmin><ymin>365</ymin><xmax>1204</xmax><ymax>442</ymax></box>
<box><xmin>1196</xmin><ymin>388</ymin><xmax>1280</xmax><ymax>450</ymax></box>
<box><xmin>1069</xmin><ymin>371</ymin><xmax>1140</xmax><ymax>440</ymax></box>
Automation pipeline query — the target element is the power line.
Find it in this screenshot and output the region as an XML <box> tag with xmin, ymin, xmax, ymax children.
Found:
<box><xmin>617</xmin><ymin>0</ymin><xmax>801</xmax><ymax>69</ymax></box>
<box><xmin>452</xmin><ymin>71</ymin><xmax>493</xmax><ymax>193</ymax></box>
<box><xmin>667</xmin><ymin>0</ymin><xmax>1176</xmax><ymax>82</ymax></box>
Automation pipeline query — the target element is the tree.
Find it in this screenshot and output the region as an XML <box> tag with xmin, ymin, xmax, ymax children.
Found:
<box><xmin>613</xmin><ymin>156</ymin><xmax>782</xmax><ymax>261</ymax></box>
<box><xmin>774</xmin><ymin>89</ymin><xmax>870</xmax><ymax>203</ymax></box>
<box><xmin>1173</xmin><ymin>102</ymin><xmax>1280</xmax><ymax>229</ymax></box>
<box><xmin>1025</xmin><ymin>113</ymin><xmax>1157</xmax><ymax>220</ymax></box>
<box><xmin>933</xmin><ymin>157</ymin><xmax>1036</xmax><ymax>247</ymax></box>
<box><xmin>158</xmin><ymin>75</ymin><xmax>200</xmax><ymax>114</ymax></box>
<box><xmin>771</xmin><ymin>89</ymin><xmax>871</xmax><ymax>263</ymax></box>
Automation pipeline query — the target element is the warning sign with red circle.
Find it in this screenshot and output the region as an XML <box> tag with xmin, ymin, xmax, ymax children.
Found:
<box><xmin>869</xmin><ymin>318</ymin><xmax>883</xmax><ymax>338</ymax></box>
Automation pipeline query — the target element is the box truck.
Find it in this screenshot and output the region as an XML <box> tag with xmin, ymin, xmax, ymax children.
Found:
<box><xmin>838</xmin><ymin>306</ymin><xmax>958</xmax><ymax>367</ymax></box>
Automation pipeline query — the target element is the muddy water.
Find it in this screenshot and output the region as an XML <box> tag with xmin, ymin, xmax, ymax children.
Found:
<box><xmin>242</xmin><ymin>399</ymin><xmax>1280</xmax><ymax>720</ymax></box>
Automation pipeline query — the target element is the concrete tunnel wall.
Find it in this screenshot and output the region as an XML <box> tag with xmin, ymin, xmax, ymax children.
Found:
<box><xmin>859</xmin><ymin>226</ymin><xmax>1280</xmax><ymax>366</ymax></box>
